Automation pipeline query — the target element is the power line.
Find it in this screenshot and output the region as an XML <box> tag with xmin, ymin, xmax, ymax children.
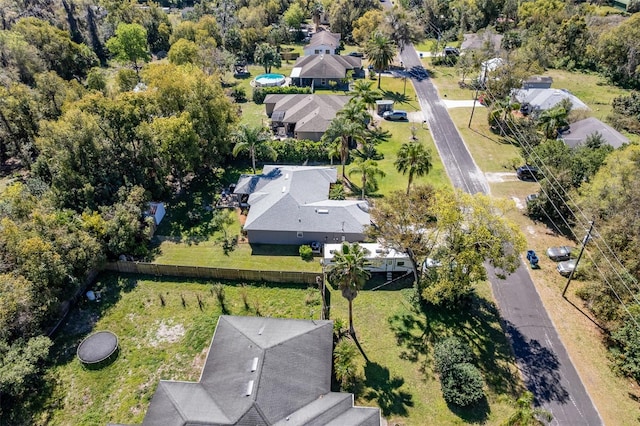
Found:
<box><xmin>477</xmin><ymin>75</ymin><xmax>640</xmax><ymax>328</ymax></box>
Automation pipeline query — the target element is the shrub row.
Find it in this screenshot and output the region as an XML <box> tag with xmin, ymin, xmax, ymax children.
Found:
<box><xmin>267</xmin><ymin>138</ymin><xmax>328</xmax><ymax>163</ymax></box>
<box><xmin>253</xmin><ymin>86</ymin><xmax>312</xmax><ymax>104</ymax></box>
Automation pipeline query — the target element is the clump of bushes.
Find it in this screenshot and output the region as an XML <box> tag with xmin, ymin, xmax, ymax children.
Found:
<box><xmin>434</xmin><ymin>336</ymin><xmax>485</xmax><ymax>407</ymax></box>
<box><xmin>267</xmin><ymin>138</ymin><xmax>327</xmax><ymax>163</ymax></box>
<box><xmin>299</xmin><ymin>244</ymin><xmax>313</xmax><ymax>261</ymax></box>
<box><xmin>230</xmin><ymin>86</ymin><xmax>247</xmax><ymax>103</ymax></box>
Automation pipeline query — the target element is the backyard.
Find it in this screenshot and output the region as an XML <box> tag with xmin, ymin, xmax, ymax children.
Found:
<box><xmin>36</xmin><ymin>273</ymin><xmax>523</xmax><ymax>425</ymax></box>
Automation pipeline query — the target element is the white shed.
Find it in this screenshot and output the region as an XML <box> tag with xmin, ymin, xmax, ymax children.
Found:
<box><xmin>147</xmin><ymin>202</ymin><xmax>166</xmax><ymax>225</ymax></box>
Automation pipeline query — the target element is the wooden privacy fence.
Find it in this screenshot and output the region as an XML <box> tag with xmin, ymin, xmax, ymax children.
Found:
<box><xmin>105</xmin><ymin>261</ymin><xmax>321</xmax><ymax>285</ymax></box>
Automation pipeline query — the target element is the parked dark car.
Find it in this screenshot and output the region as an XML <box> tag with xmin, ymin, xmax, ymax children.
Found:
<box><xmin>546</xmin><ymin>246</ymin><xmax>575</xmax><ymax>262</ymax></box>
<box><xmin>443</xmin><ymin>47</ymin><xmax>460</xmax><ymax>56</ymax></box>
<box><xmin>516</xmin><ymin>165</ymin><xmax>541</xmax><ymax>181</ymax></box>
<box><xmin>348</xmin><ymin>51</ymin><xmax>364</xmax><ymax>57</ymax></box>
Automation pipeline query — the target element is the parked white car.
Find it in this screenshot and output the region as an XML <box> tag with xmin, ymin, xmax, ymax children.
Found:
<box><xmin>557</xmin><ymin>259</ymin><xmax>577</xmax><ymax>277</ymax></box>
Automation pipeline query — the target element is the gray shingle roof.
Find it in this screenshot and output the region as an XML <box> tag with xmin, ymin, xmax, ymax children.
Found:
<box><xmin>140</xmin><ymin>316</ymin><xmax>380</xmax><ymax>426</ymax></box>
<box><xmin>291</xmin><ymin>54</ymin><xmax>361</xmax><ymax>79</ymax></box>
<box><xmin>304</xmin><ymin>31</ymin><xmax>341</xmax><ymax>49</ymax></box>
<box><xmin>512</xmin><ymin>88</ymin><xmax>589</xmax><ymax>112</ymax></box>
<box><xmin>560</xmin><ymin>117</ymin><xmax>629</xmax><ymax>149</ymax></box>
<box><xmin>234</xmin><ymin>165</ymin><xmax>370</xmax><ymax>233</ymax></box>
<box><xmin>264</xmin><ymin>94</ymin><xmax>351</xmax><ymax>135</ymax></box>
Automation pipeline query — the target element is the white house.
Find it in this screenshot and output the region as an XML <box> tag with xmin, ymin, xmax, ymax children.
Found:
<box><xmin>303</xmin><ymin>31</ymin><xmax>341</xmax><ymax>56</ymax></box>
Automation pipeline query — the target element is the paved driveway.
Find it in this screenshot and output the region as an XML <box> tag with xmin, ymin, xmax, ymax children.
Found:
<box><xmin>398</xmin><ymin>45</ymin><xmax>603</xmax><ymax>425</ymax></box>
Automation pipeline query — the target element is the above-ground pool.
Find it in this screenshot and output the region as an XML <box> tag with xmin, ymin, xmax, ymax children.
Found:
<box><xmin>254</xmin><ymin>73</ymin><xmax>286</xmax><ymax>87</ymax></box>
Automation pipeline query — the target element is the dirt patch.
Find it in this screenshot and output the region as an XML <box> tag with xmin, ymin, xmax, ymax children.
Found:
<box><xmin>485</xmin><ymin>172</ymin><xmax>517</xmax><ymax>182</ymax></box>
<box><xmin>237</xmin><ymin>207</ymin><xmax>247</xmax><ymax>226</ymax></box>
<box><xmin>512</xmin><ymin>196</ymin><xmax>524</xmax><ymax>210</ymax></box>
<box><xmin>191</xmin><ymin>346</ymin><xmax>209</xmax><ymax>374</ymax></box>
<box><xmin>149</xmin><ymin>320</ymin><xmax>185</xmax><ymax>347</ymax></box>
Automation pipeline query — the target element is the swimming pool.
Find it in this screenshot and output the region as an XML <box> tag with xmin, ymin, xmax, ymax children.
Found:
<box><xmin>254</xmin><ymin>73</ymin><xmax>286</xmax><ymax>87</ymax></box>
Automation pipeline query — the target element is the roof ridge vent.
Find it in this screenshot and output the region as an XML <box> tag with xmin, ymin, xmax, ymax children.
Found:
<box><xmin>246</xmin><ymin>380</ymin><xmax>254</xmax><ymax>396</ymax></box>
<box><xmin>251</xmin><ymin>357</ymin><xmax>259</xmax><ymax>372</ymax></box>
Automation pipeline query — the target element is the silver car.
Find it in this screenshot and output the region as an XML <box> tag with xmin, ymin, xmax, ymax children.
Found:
<box><xmin>546</xmin><ymin>246</ymin><xmax>574</xmax><ymax>262</ymax></box>
<box><xmin>382</xmin><ymin>110</ymin><xmax>408</xmax><ymax>121</ymax></box>
<box><xmin>557</xmin><ymin>259</ymin><xmax>577</xmax><ymax>277</ymax></box>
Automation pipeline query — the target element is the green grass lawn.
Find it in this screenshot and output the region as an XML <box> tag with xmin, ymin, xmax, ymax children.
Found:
<box><xmin>152</xmin><ymin>236</ymin><xmax>322</xmax><ymax>273</ymax></box>
<box><xmin>349</xmin><ymin>120</ymin><xmax>451</xmax><ymax>196</ymax></box>
<box><xmin>330</xmin><ymin>281</ymin><xmax>522</xmax><ymax>425</ymax></box>
<box><xmin>36</xmin><ymin>273</ymin><xmax>521</xmax><ymax>425</ymax></box>
<box><xmin>449</xmin><ymin>108</ymin><xmax>524</xmax><ymax>173</ymax></box>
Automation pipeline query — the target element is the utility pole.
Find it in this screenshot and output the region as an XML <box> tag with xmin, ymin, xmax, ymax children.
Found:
<box><xmin>468</xmin><ymin>64</ymin><xmax>487</xmax><ymax>128</ymax></box>
<box><xmin>562</xmin><ymin>221</ymin><xmax>595</xmax><ymax>298</ymax></box>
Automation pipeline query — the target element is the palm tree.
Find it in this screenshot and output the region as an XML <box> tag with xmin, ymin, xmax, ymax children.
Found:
<box><xmin>333</xmin><ymin>339</ymin><xmax>358</xmax><ymax>391</ymax></box>
<box><xmin>326</xmin><ymin>242</ymin><xmax>371</xmax><ymax>336</ymax></box>
<box><xmin>339</xmin><ymin>98</ymin><xmax>370</xmax><ymax>124</ymax></box>
<box><xmin>537</xmin><ymin>106</ymin><xmax>569</xmax><ymax>139</ymax></box>
<box><xmin>364</xmin><ymin>32</ymin><xmax>396</xmax><ymax>89</ymax></box>
<box><xmin>502</xmin><ymin>391</ymin><xmax>553</xmax><ymax>426</ymax></box>
<box><xmin>326</xmin><ymin>139</ymin><xmax>341</xmax><ymax>165</ymax></box>
<box><xmin>384</xmin><ymin>7</ymin><xmax>422</xmax><ymax>53</ymax></box>
<box><xmin>395</xmin><ymin>141</ymin><xmax>433</xmax><ymax>194</ymax></box>
<box><xmin>350</xmin><ymin>80</ymin><xmax>382</xmax><ymax>112</ymax></box>
<box><xmin>348</xmin><ymin>158</ymin><xmax>386</xmax><ymax>199</ymax></box>
<box><xmin>231</xmin><ymin>124</ymin><xmax>275</xmax><ymax>174</ymax></box>
<box><xmin>322</xmin><ymin>115</ymin><xmax>364</xmax><ymax>178</ymax></box>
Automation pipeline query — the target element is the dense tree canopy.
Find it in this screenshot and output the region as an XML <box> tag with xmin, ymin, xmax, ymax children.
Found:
<box><xmin>368</xmin><ymin>186</ymin><xmax>526</xmax><ymax>305</ymax></box>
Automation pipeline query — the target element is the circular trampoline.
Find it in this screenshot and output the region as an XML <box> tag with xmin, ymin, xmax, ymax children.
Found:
<box><xmin>253</xmin><ymin>73</ymin><xmax>286</xmax><ymax>87</ymax></box>
<box><xmin>77</xmin><ymin>331</ymin><xmax>119</xmax><ymax>368</ymax></box>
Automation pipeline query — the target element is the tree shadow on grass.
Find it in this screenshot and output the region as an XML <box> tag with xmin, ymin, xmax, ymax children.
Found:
<box><xmin>11</xmin><ymin>273</ymin><xmax>140</xmax><ymax>424</ymax></box>
<box><xmin>363</xmin><ymin>362</ymin><xmax>414</xmax><ymax>417</ymax></box>
<box><xmin>446</xmin><ymin>396</ymin><xmax>491</xmax><ymax>424</ymax></box>
<box><xmin>153</xmin><ymin>171</ymin><xmax>227</xmax><ymax>241</ymax></box>
<box><xmin>388</xmin><ymin>294</ymin><xmax>522</xmax><ymax>398</ymax></box>
<box><xmin>381</xmin><ymin>90</ymin><xmax>413</xmax><ymax>106</ymax></box>
<box><xmin>49</xmin><ymin>272</ymin><xmax>139</xmax><ymax>366</ymax></box>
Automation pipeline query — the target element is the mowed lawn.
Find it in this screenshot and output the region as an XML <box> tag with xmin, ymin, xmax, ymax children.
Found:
<box><xmin>152</xmin><ymin>234</ymin><xmax>323</xmax><ymax>273</ymax></box>
<box><xmin>40</xmin><ymin>273</ymin><xmax>522</xmax><ymax>425</ymax></box>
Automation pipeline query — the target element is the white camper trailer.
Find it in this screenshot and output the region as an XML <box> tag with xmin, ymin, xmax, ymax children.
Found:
<box><xmin>322</xmin><ymin>243</ymin><xmax>413</xmax><ymax>273</ymax></box>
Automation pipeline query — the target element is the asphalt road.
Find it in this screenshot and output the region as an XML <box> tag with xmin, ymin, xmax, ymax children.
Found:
<box><xmin>398</xmin><ymin>45</ymin><xmax>603</xmax><ymax>425</ymax></box>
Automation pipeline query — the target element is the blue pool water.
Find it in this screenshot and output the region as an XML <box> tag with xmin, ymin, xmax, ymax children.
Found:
<box><xmin>254</xmin><ymin>73</ymin><xmax>286</xmax><ymax>86</ymax></box>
